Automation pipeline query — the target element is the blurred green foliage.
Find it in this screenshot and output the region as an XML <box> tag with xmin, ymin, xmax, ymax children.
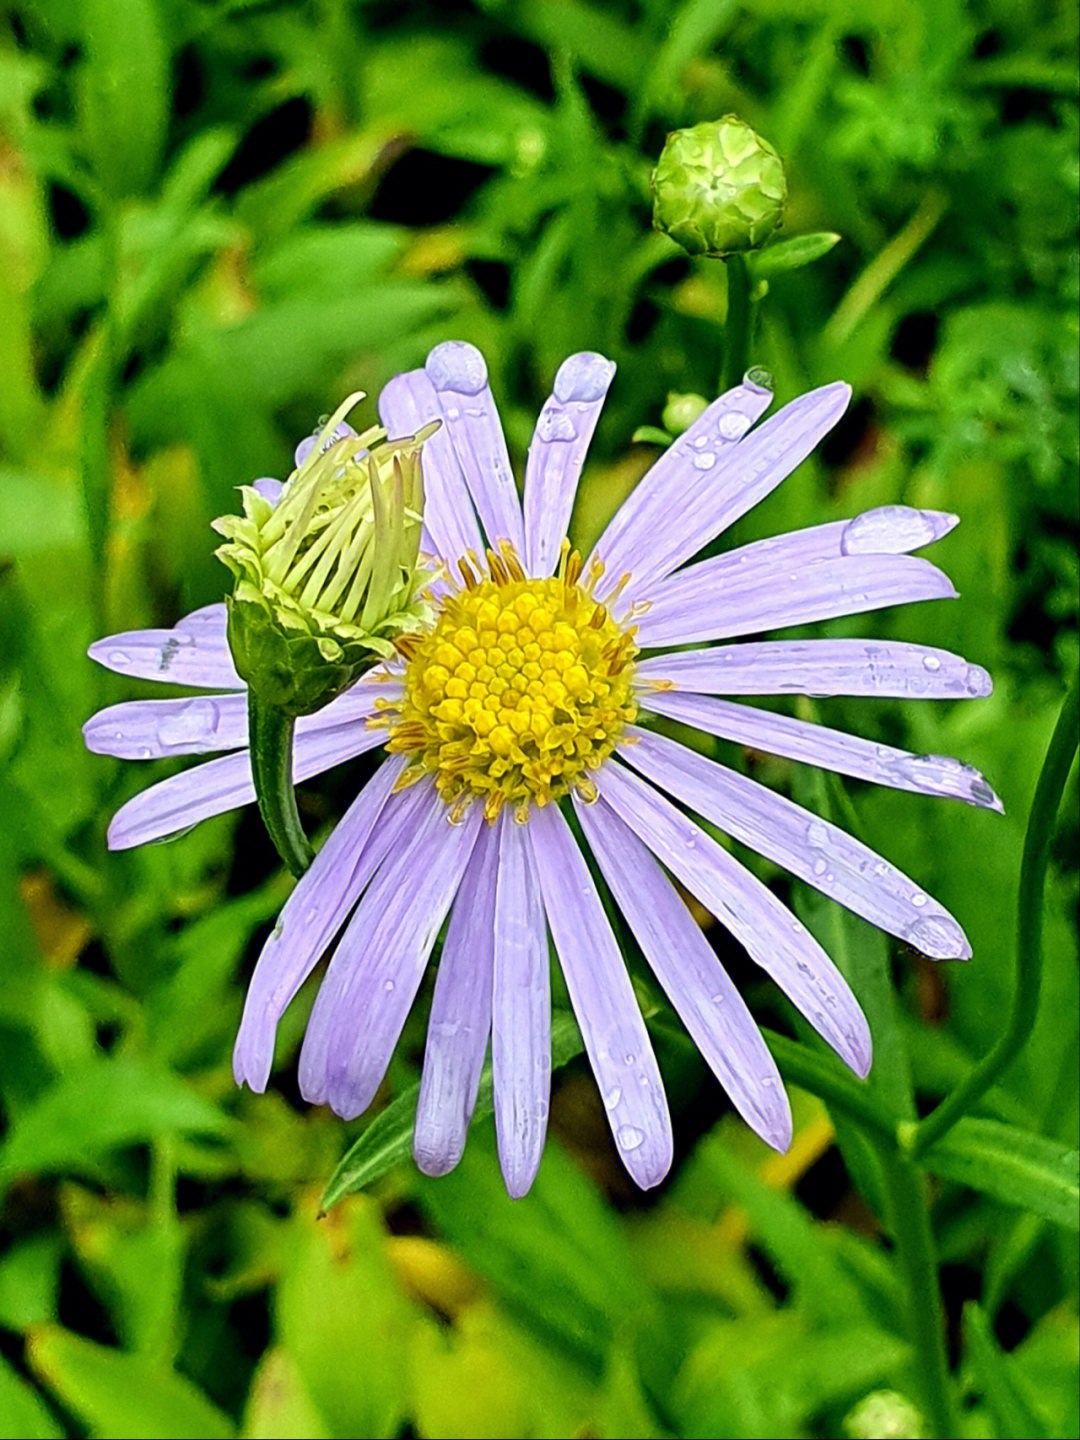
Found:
<box><xmin>0</xmin><ymin>0</ymin><xmax>1077</xmax><ymax>1436</ymax></box>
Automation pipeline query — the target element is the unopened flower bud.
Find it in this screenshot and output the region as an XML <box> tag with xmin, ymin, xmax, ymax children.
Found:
<box><xmin>662</xmin><ymin>392</ymin><xmax>709</xmax><ymax>436</ymax></box>
<box><xmin>843</xmin><ymin>1390</ymin><xmax>925</xmax><ymax>1440</ymax></box>
<box><xmin>652</xmin><ymin>116</ymin><xmax>787</xmax><ymax>257</ymax></box>
<box><xmin>213</xmin><ymin>396</ymin><xmax>434</xmax><ymax>716</ymax></box>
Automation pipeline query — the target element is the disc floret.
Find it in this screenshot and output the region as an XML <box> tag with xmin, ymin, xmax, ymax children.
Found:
<box><xmin>388</xmin><ymin>545</ymin><xmax>638</xmax><ymax>822</ymax></box>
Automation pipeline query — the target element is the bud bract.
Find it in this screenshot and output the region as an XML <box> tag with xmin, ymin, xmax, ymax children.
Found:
<box><xmin>213</xmin><ymin>396</ymin><xmax>434</xmax><ymax>716</ymax></box>
<box><xmin>652</xmin><ymin>116</ymin><xmax>787</xmax><ymax>257</ymax></box>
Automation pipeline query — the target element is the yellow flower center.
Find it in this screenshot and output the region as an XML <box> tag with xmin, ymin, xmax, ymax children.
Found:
<box><xmin>387</xmin><ymin>548</ymin><xmax>637</xmax><ymax>822</ymax></box>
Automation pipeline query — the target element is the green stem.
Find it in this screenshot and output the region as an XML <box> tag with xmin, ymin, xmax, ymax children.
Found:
<box><xmin>722</xmin><ymin>252</ymin><xmax>752</xmax><ymax>392</ymax></box>
<box><xmin>876</xmin><ymin>1145</ymin><xmax>959</xmax><ymax>1438</ymax></box>
<box><xmin>247</xmin><ymin>694</ymin><xmax>314</xmax><ymax>878</ymax></box>
<box><xmin>907</xmin><ymin>676</ymin><xmax>1079</xmax><ymax>1159</ymax></box>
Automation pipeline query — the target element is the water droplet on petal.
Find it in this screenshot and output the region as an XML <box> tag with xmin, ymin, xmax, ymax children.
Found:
<box><xmin>922</xmin><ymin>654</ymin><xmax>941</xmax><ymax>672</ymax></box>
<box><xmin>906</xmin><ymin>913</ymin><xmax>968</xmax><ymax>959</ymax></box>
<box><xmin>965</xmin><ymin>664</ymin><xmax>992</xmax><ymax>697</ymax></box>
<box><xmin>426</xmin><ymin>341</ymin><xmax>488</xmax><ymax>395</ymax></box>
<box><xmin>718</xmin><ymin>410</ymin><xmax>752</xmax><ymax>441</ymax></box>
<box><xmin>807</xmin><ymin>820</ymin><xmax>829</xmax><ymax>846</ymax></box>
<box><xmin>108</xmin><ymin>650</ymin><xmax>130</xmax><ymax>666</ymax></box>
<box><xmin>553</xmin><ymin>351</ymin><xmax>615</xmax><ymax>403</ymax></box>
<box><xmin>692</xmin><ymin>451</ymin><xmax>716</xmax><ymax>470</ymax></box>
<box><xmin>536</xmin><ymin>407</ymin><xmax>577</xmax><ymax>442</ymax></box>
<box><xmin>911</xmin><ymin>891</ymin><xmax>927</xmax><ymax>908</ymax></box>
<box><xmin>813</xmin><ymin>856</ymin><xmax>828</xmax><ymax>876</ymax></box>
<box><xmin>383</xmin><ymin>979</ymin><xmax>395</xmax><ymax>992</ymax></box>
<box><xmin>617</xmin><ymin>1125</ymin><xmax>644</xmax><ymax>1151</ymax></box>
<box><xmin>159</xmin><ymin>698</ymin><xmax>220</xmax><ymax>747</ymax></box>
<box><xmin>603</xmin><ymin>1087</ymin><xmax>622</xmax><ymax>1110</ymax></box>
<box><xmin>840</xmin><ymin>505</ymin><xmax>948</xmax><ymax>556</ymax></box>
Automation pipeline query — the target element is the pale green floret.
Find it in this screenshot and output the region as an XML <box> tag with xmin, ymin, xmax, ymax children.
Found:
<box><xmin>652</xmin><ymin>116</ymin><xmax>787</xmax><ymax>257</ymax></box>
<box><xmin>213</xmin><ymin>394</ymin><xmax>436</xmax><ymax>715</ymax></box>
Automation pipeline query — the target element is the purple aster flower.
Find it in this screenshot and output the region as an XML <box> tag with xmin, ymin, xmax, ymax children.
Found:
<box><xmin>84</xmin><ymin>343</ymin><xmax>1000</xmax><ymax>1196</ymax></box>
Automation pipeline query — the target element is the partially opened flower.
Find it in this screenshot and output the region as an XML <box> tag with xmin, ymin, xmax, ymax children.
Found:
<box><xmin>84</xmin><ymin>343</ymin><xmax>1000</xmax><ymax>1196</ymax></box>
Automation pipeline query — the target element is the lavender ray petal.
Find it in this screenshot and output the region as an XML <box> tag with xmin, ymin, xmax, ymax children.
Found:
<box><xmin>379</xmin><ymin>370</ymin><xmax>484</xmax><ymax>569</ymax></box>
<box><xmin>299</xmin><ymin>798</ymin><xmax>483</xmax><ymax>1119</ymax></box>
<box><xmin>621</xmin><ymin>725</ymin><xmax>971</xmax><ymax>961</ymax></box>
<box><xmin>839</xmin><ymin>505</ymin><xmax>959</xmax><ymax>555</ymax></box>
<box><xmin>491</xmin><ymin>813</ymin><xmax>551</xmax><ymax>1198</ymax></box>
<box><xmin>637</xmin><ymin>638</ymin><xmax>993</xmax><ymax>700</ymax></box>
<box><xmin>294</xmin><ymin>420</ymin><xmax>358</xmax><ymax>469</ymax></box>
<box><xmin>523</xmin><ymin>352</ymin><xmax>616</xmax><ymax>577</ymax></box>
<box><xmin>587</xmin><ymin>376</ymin><xmax>773</xmax><ymax>597</ymax></box>
<box><xmin>233</xmin><ymin>757</ymin><xmax>420</xmax><ymax>1091</ymax></box>
<box><xmin>89</xmin><ymin>612</ymin><xmax>242</xmax><ymax>689</ymax></box>
<box><xmin>414</xmin><ymin>819</ymin><xmax>500</xmax><ymax>1177</ymax></box>
<box><xmin>252</xmin><ymin>477</ymin><xmax>283</xmax><ymax>504</ymax></box>
<box><xmin>84</xmin><ymin>693</ymin><xmax>250</xmax><ymax>759</ymax></box>
<box><xmin>575</xmin><ymin>795</ymin><xmax>792</xmax><ymax>1150</ymax></box>
<box><xmin>595</xmin><ymin>761</ymin><xmax>872</xmax><ymax>1074</ymax></box>
<box><xmin>640</xmin><ymin>691</ymin><xmax>1002</xmax><ymax>812</ymax></box>
<box><xmin>106</xmin><ymin>719</ymin><xmax>385</xmax><ymax>850</ymax></box>
<box><xmin>635</xmin><ymin>554</ymin><xmax>956</xmax><ymax>648</ymax></box>
<box><xmin>593</xmin><ymin>382</ymin><xmax>853</xmax><ymax>603</ymax></box>
<box><xmin>527</xmin><ymin>804</ymin><xmax>673</xmax><ymax>1190</ymax></box>
<box><xmin>424</xmin><ymin>342</ymin><xmax>526</xmax><ymax>555</ymax></box>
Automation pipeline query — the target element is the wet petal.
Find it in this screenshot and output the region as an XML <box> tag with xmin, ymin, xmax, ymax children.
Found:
<box><xmin>637</xmin><ymin>638</ymin><xmax>993</xmax><ymax>700</ymax></box>
<box><xmin>298</xmin><ymin>795</ymin><xmax>482</xmax><ymax>1118</ymax></box>
<box><xmin>89</xmin><ymin>608</ymin><xmax>241</xmax><ymax>689</ymax></box>
<box><xmin>634</xmin><ymin>554</ymin><xmax>956</xmax><ymax>647</ymax></box>
<box><xmin>233</xmin><ymin>756</ymin><xmax>417</xmax><ymax>1092</ymax></box>
<box><xmin>528</xmin><ymin>803</ymin><xmax>673</xmax><ymax>1189</ymax></box>
<box><xmin>492</xmin><ymin>813</ymin><xmax>550</xmax><ymax>1198</ymax></box>
<box><xmin>595</xmin><ymin>760</ymin><xmax>872</xmax><ymax>1075</ymax></box>
<box><xmin>414</xmin><ymin>819</ymin><xmax>500</xmax><ymax>1177</ymax></box>
<box><xmin>424</xmin><ymin>342</ymin><xmax>526</xmax><ymax>554</ymax></box>
<box><xmin>379</xmin><ymin>369</ymin><xmax>484</xmax><ymax>569</ymax></box>
<box><xmin>523</xmin><ymin>352</ymin><xmax>616</xmax><ymax>577</ymax></box>
<box><xmin>620</xmin><ymin>725</ymin><xmax>972</xmax><ymax>960</ymax></box>
<box><xmin>641</xmin><ymin>691</ymin><xmax>1002</xmax><ymax>811</ymax></box>
<box><xmin>575</xmin><ymin>795</ymin><xmax>792</xmax><ymax>1149</ymax></box>
<box><xmin>106</xmin><ymin>717</ymin><xmax>384</xmax><ymax>850</ymax></box>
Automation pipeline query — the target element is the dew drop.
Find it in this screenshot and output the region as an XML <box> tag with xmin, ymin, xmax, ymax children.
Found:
<box><xmin>911</xmin><ymin>891</ymin><xmax>927</xmax><ymax>908</ymax></box>
<box><xmin>383</xmin><ymin>979</ymin><xmax>395</xmax><ymax>993</ymax></box>
<box><xmin>137</xmin><ymin>746</ymin><xmax>153</xmax><ymax>759</ymax></box>
<box><xmin>108</xmin><ymin>650</ymin><xmax>130</xmax><ymax>666</ymax></box>
<box><xmin>807</xmin><ymin>820</ymin><xmax>829</xmax><ymax>846</ymax></box>
<box><xmin>617</xmin><ymin>1125</ymin><xmax>644</xmax><ymax>1151</ymax></box>
<box><xmin>603</xmin><ymin>1086</ymin><xmax>622</xmax><ymax>1110</ymax></box>
<box><xmin>813</xmin><ymin>856</ymin><xmax>828</xmax><ymax>876</ymax></box>
<box><xmin>718</xmin><ymin>410</ymin><xmax>751</xmax><ymax>441</ymax></box>
<box><xmin>922</xmin><ymin>654</ymin><xmax>941</xmax><ymax>672</ymax></box>
<box><xmin>905</xmin><ymin>913</ymin><xmax>967</xmax><ymax>959</ymax></box>
<box><xmin>425</xmin><ymin>341</ymin><xmax>488</xmax><ymax>395</ymax></box>
<box><xmin>553</xmin><ymin>351</ymin><xmax>615</xmax><ymax>404</ymax></box>
<box><xmin>445</xmin><ymin>405</ymin><xmax>461</xmax><ymax>420</ymax></box>
<box><xmin>536</xmin><ymin>408</ymin><xmax>577</xmax><ymax>442</ymax></box>
<box><xmin>692</xmin><ymin>451</ymin><xmax>716</xmax><ymax>470</ymax></box>
<box><xmin>965</xmin><ymin>664</ymin><xmax>991</xmax><ymax>696</ymax></box>
<box><xmin>840</xmin><ymin>505</ymin><xmax>945</xmax><ymax>556</ymax></box>
<box><xmin>159</xmin><ymin>698</ymin><xmax>219</xmax><ymax>747</ymax></box>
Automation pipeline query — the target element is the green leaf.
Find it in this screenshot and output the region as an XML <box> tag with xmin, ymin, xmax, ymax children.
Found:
<box><xmin>0</xmin><ymin>1057</ymin><xmax>229</xmax><ymax>1192</ymax></box>
<box><xmin>0</xmin><ymin>1353</ymin><xmax>63</xmax><ymax>1440</ymax></box>
<box><xmin>321</xmin><ymin>1009</ymin><xmax>584</xmax><ymax>1207</ymax></box>
<box><xmin>77</xmin><ymin>0</ymin><xmax>170</xmax><ymax>197</ymax></box>
<box><xmin>921</xmin><ymin>1118</ymin><xmax>1079</xmax><ymax>1229</ymax></box>
<box><xmin>26</xmin><ymin>1325</ymin><xmax>234</xmax><ymax>1438</ymax></box>
<box><xmin>749</xmin><ymin>231</ymin><xmax>843</xmax><ymax>277</ymax></box>
<box><xmin>0</xmin><ymin>1234</ymin><xmax>62</xmax><ymax>1332</ymax></box>
<box><xmin>964</xmin><ymin>1303</ymin><xmax>1053</xmax><ymax>1440</ymax></box>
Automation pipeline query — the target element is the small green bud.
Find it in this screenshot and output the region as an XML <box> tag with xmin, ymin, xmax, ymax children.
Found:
<box><xmin>661</xmin><ymin>392</ymin><xmax>709</xmax><ymax>436</ymax></box>
<box><xmin>843</xmin><ymin>1390</ymin><xmax>925</xmax><ymax>1440</ymax></box>
<box><xmin>213</xmin><ymin>395</ymin><xmax>435</xmax><ymax>716</ymax></box>
<box><xmin>652</xmin><ymin>116</ymin><xmax>787</xmax><ymax>258</ymax></box>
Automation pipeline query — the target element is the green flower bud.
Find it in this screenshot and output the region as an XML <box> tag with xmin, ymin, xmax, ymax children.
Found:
<box><xmin>652</xmin><ymin>116</ymin><xmax>787</xmax><ymax>258</ymax></box>
<box><xmin>661</xmin><ymin>392</ymin><xmax>709</xmax><ymax>436</ymax></box>
<box><xmin>213</xmin><ymin>395</ymin><xmax>435</xmax><ymax>716</ymax></box>
<box><xmin>843</xmin><ymin>1390</ymin><xmax>925</xmax><ymax>1440</ymax></box>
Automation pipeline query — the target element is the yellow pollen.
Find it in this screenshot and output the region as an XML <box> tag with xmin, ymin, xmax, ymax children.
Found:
<box><xmin>388</xmin><ymin>549</ymin><xmax>637</xmax><ymax>819</ymax></box>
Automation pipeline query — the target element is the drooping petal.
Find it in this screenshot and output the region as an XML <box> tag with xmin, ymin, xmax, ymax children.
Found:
<box><xmin>89</xmin><ymin>609</ymin><xmax>241</xmax><ymax>689</ymax></box>
<box><xmin>414</xmin><ymin>819</ymin><xmax>500</xmax><ymax>1178</ymax></box>
<box><xmin>575</xmin><ymin>795</ymin><xmax>792</xmax><ymax>1149</ymax></box>
<box><xmin>621</xmin><ymin>725</ymin><xmax>972</xmax><ymax>960</ymax></box>
<box><xmin>637</xmin><ymin>638</ymin><xmax>993</xmax><ymax>700</ymax></box>
<box><xmin>523</xmin><ymin>352</ymin><xmax>616</xmax><ymax>577</ymax></box>
<box><xmin>490</xmin><ymin>814</ymin><xmax>551</xmax><ymax>1197</ymax></box>
<box><xmin>527</xmin><ymin>803</ymin><xmax>673</xmax><ymax>1189</ymax></box>
<box><xmin>634</xmin><ymin>553</ymin><xmax>956</xmax><ymax>647</ymax></box>
<box><xmin>423</xmin><ymin>342</ymin><xmax>526</xmax><ymax>555</ymax></box>
<box><xmin>106</xmin><ymin>717</ymin><xmax>385</xmax><ymax>850</ymax></box>
<box><xmin>595</xmin><ymin>760</ymin><xmax>871</xmax><ymax>1074</ymax></box>
<box><xmin>593</xmin><ymin>381</ymin><xmax>852</xmax><ymax>602</ymax></box>
<box><xmin>641</xmin><ymin>691</ymin><xmax>1002</xmax><ymax>811</ymax></box>
<box><xmin>233</xmin><ymin>755</ymin><xmax>416</xmax><ymax>1092</ymax></box>
<box><xmin>299</xmin><ymin>795</ymin><xmax>483</xmax><ymax>1119</ymax></box>
<box><xmin>379</xmin><ymin>369</ymin><xmax>484</xmax><ymax>568</ymax></box>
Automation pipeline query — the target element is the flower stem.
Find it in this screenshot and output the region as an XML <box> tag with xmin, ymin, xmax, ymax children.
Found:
<box><xmin>247</xmin><ymin>694</ymin><xmax>314</xmax><ymax>878</ymax></box>
<box><xmin>876</xmin><ymin>1144</ymin><xmax>959</xmax><ymax>1439</ymax></box>
<box><xmin>906</xmin><ymin>675</ymin><xmax>1079</xmax><ymax>1160</ymax></box>
<box><xmin>722</xmin><ymin>252</ymin><xmax>752</xmax><ymax>392</ymax></box>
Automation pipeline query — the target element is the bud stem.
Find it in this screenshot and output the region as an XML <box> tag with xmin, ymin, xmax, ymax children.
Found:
<box><xmin>722</xmin><ymin>252</ymin><xmax>752</xmax><ymax>393</ymax></box>
<box><xmin>248</xmin><ymin>695</ymin><xmax>314</xmax><ymax>878</ymax></box>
